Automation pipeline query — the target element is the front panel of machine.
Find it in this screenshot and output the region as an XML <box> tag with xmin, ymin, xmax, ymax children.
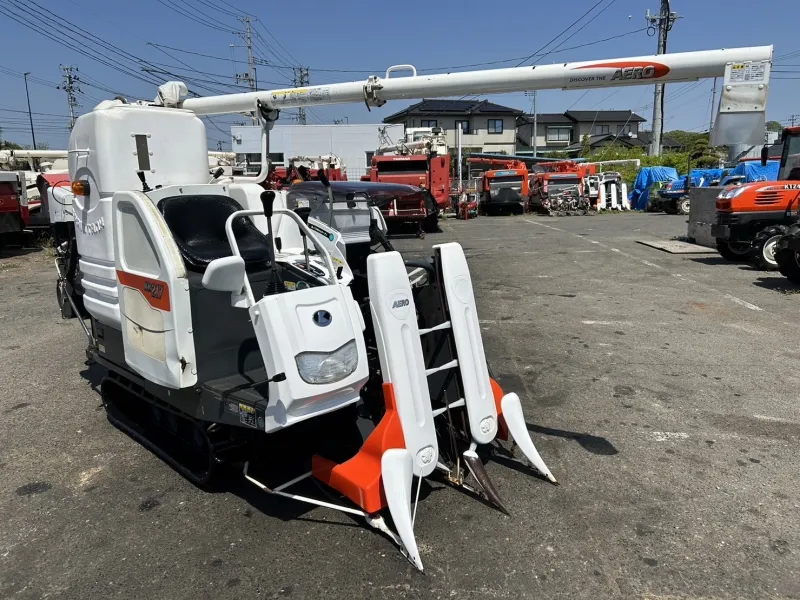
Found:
<box><xmin>112</xmin><ymin>190</ymin><xmax>197</xmax><ymax>389</ymax></box>
<box><xmin>248</xmin><ymin>284</ymin><xmax>368</xmax><ymax>431</ymax></box>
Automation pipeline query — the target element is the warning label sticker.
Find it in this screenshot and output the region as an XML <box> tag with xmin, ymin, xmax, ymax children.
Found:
<box><xmin>270</xmin><ymin>86</ymin><xmax>332</xmax><ymax>106</ymax></box>
<box><xmin>730</xmin><ymin>62</ymin><xmax>766</xmax><ymax>83</ymax></box>
<box><xmin>239</xmin><ymin>403</ymin><xmax>256</xmax><ymax>427</ymax></box>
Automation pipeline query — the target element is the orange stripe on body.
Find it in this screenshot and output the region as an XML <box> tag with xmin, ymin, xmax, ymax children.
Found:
<box><xmin>116</xmin><ymin>270</ymin><xmax>171</xmax><ymax>312</ymax></box>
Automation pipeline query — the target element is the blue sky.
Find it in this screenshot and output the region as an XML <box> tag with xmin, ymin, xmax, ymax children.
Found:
<box><xmin>0</xmin><ymin>0</ymin><xmax>796</xmax><ymax>149</ymax></box>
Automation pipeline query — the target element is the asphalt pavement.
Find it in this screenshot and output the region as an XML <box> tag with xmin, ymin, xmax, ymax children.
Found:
<box><xmin>1</xmin><ymin>213</ymin><xmax>798</xmax><ymax>599</ymax></box>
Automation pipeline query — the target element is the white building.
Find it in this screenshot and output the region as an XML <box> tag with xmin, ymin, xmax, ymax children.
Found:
<box><xmin>231</xmin><ymin>123</ymin><xmax>405</xmax><ymax>179</ymax></box>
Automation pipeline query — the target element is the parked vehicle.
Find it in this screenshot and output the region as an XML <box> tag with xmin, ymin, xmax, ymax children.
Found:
<box><xmin>713</xmin><ymin>136</ymin><xmax>800</xmax><ymax>270</ymax></box>
<box><xmin>0</xmin><ymin>171</ymin><xmax>29</xmax><ymax>251</ymax></box>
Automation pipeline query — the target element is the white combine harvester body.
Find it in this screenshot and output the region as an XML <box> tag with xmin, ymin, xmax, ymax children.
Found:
<box><xmin>58</xmin><ymin>45</ymin><xmax>772</xmax><ymax>571</ymax></box>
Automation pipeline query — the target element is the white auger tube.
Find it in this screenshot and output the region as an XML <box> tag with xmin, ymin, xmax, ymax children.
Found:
<box><xmin>181</xmin><ymin>46</ymin><xmax>772</xmax><ymax>115</ymax></box>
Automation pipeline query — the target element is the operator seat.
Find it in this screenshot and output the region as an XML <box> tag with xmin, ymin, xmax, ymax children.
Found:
<box><xmin>157</xmin><ymin>194</ymin><xmax>272</xmax><ymax>272</ymax></box>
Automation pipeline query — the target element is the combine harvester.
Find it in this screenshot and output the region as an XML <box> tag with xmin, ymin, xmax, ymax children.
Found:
<box><xmin>469</xmin><ymin>156</ymin><xmax>530</xmax><ymax>215</ymax></box>
<box><xmin>528</xmin><ymin>160</ymin><xmax>596</xmax><ymax>215</ymax></box>
<box><xmin>373</xmin><ymin>127</ymin><xmax>449</xmax><ymax>203</ymax></box>
<box><xmin>55</xmin><ymin>46</ymin><xmax>771</xmax><ymax>570</ymax></box>
<box><xmin>365</xmin><ymin>127</ymin><xmax>450</xmax><ymax>211</ymax></box>
<box><xmin>265</xmin><ymin>154</ymin><xmax>347</xmax><ymax>188</ymax></box>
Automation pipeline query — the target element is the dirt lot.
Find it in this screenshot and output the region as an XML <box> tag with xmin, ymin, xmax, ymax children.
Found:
<box><xmin>1</xmin><ymin>213</ymin><xmax>798</xmax><ymax>599</ymax></box>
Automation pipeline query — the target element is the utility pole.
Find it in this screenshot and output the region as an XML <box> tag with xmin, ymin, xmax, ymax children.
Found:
<box><xmin>293</xmin><ymin>67</ymin><xmax>309</xmax><ymax>125</ymax></box>
<box><xmin>457</xmin><ymin>125</ymin><xmax>463</xmax><ymax>191</ymax></box>
<box><xmin>58</xmin><ymin>65</ymin><xmax>82</xmax><ymax>130</ymax></box>
<box><xmin>646</xmin><ymin>1</ymin><xmax>679</xmax><ymax>156</ymax></box>
<box><xmin>709</xmin><ymin>77</ymin><xmax>718</xmax><ymax>134</ymax></box>
<box><xmin>235</xmin><ymin>17</ymin><xmax>257</xmax><ymax>124</ymax></box>
<box><xmin>532</xmin><ymin>91</ymin><xmax>538</xmax><ymax>157</ymax></box>
<box><xmin>23</xmin><ymin>72</ymin><xmax>36</xmax><ymax>148</ymax></box>
<box><xmin>525</xmin><ymin>90</ymin><xmax>538</xmax><ymax>157</ymax></box>
<box><xmin>790</xmin><ymin>114</ymin><xmax>799</xmax><ymax>127</ymax></box>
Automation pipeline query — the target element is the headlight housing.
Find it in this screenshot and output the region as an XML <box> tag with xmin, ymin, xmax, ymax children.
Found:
<box><xmin>295</xmin><ymin>339</ymin><xmax>359</xmax><ymax>385</ymax></box>
<box><xmin>718</xmin><ymin>185</ymin><xmax>748</xmax><ymax>200</ymax></box>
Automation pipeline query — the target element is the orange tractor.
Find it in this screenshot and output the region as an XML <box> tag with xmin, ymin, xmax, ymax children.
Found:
<box><xmin>713</xmin><ymin>126</ymin><xmax>800</xmax><ymax>270</ymax></box>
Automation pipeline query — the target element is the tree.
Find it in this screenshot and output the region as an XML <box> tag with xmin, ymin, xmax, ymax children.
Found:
<box><xmin>579</xmin><ymin>133</ymin><xmax>591</xmax><ymax>157</ymax></box>
<box><xmin>0</xmin><ymin>127</ymin><xmax>24</xmax><ymax>151</ymax></box>
<box><xmin>766</xmin><ymin>120</ymin><xmax>783</xmax><ymax>133</ymax></box>
<box><xmin>689</xmin><ymin>138</ymin><xmax>720</xmax><ymax>168</ymax></box>
<box><xmin>663</xmin><ymin>129</ymin><xmax>708</xmax><ymax>149</ymax></box>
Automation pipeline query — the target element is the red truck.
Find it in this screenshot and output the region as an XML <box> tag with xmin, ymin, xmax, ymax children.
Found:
<box><xmin>0</xmin><ymin>171</ymin><xmax>28</xmax><ymax>251</ymax></box>
<box><xmin>366</xmin><ymin>154</ymin><xmax>450</xmax><ymax>211</ymax></box>
<box><xmin>364</xmin><ymin>127</ymin><xmax>451</xmax><ymax>211</ymax></box>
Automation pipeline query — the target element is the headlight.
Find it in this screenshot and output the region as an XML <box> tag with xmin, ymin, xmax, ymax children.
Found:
<box><xmin>295</xmin><ymin>339</ymin><xmax>359</xmax><ymax>385</ymax></box>
<box><xmin>718</xmin><ymin>185</ymin><xmax>747</xmax><ymax>200</ymax></box>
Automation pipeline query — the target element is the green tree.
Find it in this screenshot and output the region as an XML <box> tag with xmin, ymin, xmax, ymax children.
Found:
<box><xmin>579</xmin><ymin>133</ymin><xmax>591</xmax><ymax>157</ymax></box>
<box><xmin>663</xmin><ymin>129</ymin><xmax>707</xmax><ymax>149</ymax></box>
<box><xmin>689</xmin><ymin>138</ymin><xmax>720</xmax><ymax>168</ymax></box>
<box><xmin>0</xmin><ymin>127</ymin><xmax>24</xmax><ymax>151</ymax></box>
<box><xmin>766</xmin><ymin>120</ymin><xmax>783</xmax><ymax>133</ymax></box>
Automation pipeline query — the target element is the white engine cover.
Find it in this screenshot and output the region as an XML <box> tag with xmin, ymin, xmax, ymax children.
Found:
<box><xmin>248</xmin><ymin>284</ymin><xmax>368</xmax><ymax>432</ymax></box>
<box><xmin>69</xmin><ymin>103</ymin><xmax>208</xmax><ymax>328</ymax></box>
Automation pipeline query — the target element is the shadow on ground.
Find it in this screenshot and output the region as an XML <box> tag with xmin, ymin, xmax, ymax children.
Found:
<box><xmin>753</xmin><ymin>276</ymin><xmax>800</xmax><ymax>293</ymax></box>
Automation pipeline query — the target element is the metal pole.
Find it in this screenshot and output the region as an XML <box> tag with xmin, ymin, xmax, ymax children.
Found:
<box><xmin>240</xmin><ymin>16</ymin><xmax>257</xmax><ymax>125</ymax></box>
<box><xmin>23</xmin><ymin>72</ymin><xmax>36</xmax><ymax>149</ymax></box>
<box><xmin>532</xmin><ymin>91</ymin><xmax>538</xmax><ymax>158</ymax></box>
<box><xmin>457</xmin><ymin>125</ymin><xmax>463</xmax><ymax>191</ymax></box>
<box><xmin>709</xmin><ymin>77</ymin><xmax>717</xmax><ymax>134</ymax></box>
<box><xmin>647</xmin><ymin>0</ymin><xmax>676</xmax><ymax>156</ymax></box>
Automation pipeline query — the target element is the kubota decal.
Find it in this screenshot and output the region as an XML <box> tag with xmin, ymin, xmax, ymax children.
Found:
<box><xmin>117</xmin><ymin>270</ymin><xmax>171</xmax><ymax>312</ymax></box>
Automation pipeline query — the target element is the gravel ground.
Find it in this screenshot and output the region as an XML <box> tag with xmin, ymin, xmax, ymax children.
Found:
<box><xmin>1</xmin><ymin>213</ymin><xmax>798</xmax><ymax>599</ymax></box>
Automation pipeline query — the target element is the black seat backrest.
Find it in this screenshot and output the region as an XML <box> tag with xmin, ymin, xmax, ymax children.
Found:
<box><xmin>157</xmin><ymin>195</ymin><xmax>272</xmax><ymax>272</ymax></box>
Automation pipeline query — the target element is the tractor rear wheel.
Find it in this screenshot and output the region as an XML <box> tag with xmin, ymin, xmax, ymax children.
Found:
<box><xmin>677</xmin><ymin>197</ymin><xmax>691</xmax><ymax>216</ymax></box>
<box><xmin>776</xmin><ymin>246</ymin><xmax>800</xmax><ymax>284</ymax></box>
<box><xmin>751</xmin><ymin>225</ymin><xmax>788</xmax><ymax>271</ymax></box>
<box><xmin>716</xmin><ymin>239</ymin><xmax>751</xmax><ymax>262</ymax></box>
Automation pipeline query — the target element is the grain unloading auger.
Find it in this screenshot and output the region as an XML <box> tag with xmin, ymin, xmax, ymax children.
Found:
<box><xmin>57</xmin><ymin>44</ymin><xmax>772</xmax><ymax>571</ymax></box>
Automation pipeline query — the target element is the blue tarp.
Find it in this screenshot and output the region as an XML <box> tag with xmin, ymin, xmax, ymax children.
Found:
<box><xmin>730</xmin><ymin>160</ymin><xmax>780</xmax><ymax>182</ymax></box>
<box><xmin>688</xmin><ymin>168</ymin><xmax>724</xmax><ymax>186</ymax></box>
<box><xmin>629</xmin><ymin>166</ymin><xmax>678</xmax><ymax>210</ymax></box>
<box><xmin>660</xmin><ymin>168</ymin><xmax>726</xmax><ymax>199</ymax></box>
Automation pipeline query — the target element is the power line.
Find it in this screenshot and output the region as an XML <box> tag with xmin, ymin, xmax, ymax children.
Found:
<box><xmin>0</xmin><ymin>0</ymin><xmax>165</xmax><ymax>91</ymax></box>
<box><xmin>151</xmin><ymin>0</ymin><xmax>238</xmax><ymax>34</ymax></box>
<box><xmin>515</xmin><ymin>0</ymin><xmax>608</xmax><ymax>67</ymax></box>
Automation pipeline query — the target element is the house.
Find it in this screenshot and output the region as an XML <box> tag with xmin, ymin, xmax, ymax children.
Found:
<box><xmin>382</xmin><ymin>99</ymin><xmax>522</xmax><ymax>155</ymax></box>
<box><xmin>558</xmin><ymin>130</ymin><xmax>685</xmax><ymax>155</ymax></box>
<box><xmin>636</xmin><ymin>131</ymin><xmax>685</xmax><ymax>152</ymax></box>
<box><xmin>516</xmin><ymin>110</ymin><xmax>647</xmax><ymax>154</ymax></box>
